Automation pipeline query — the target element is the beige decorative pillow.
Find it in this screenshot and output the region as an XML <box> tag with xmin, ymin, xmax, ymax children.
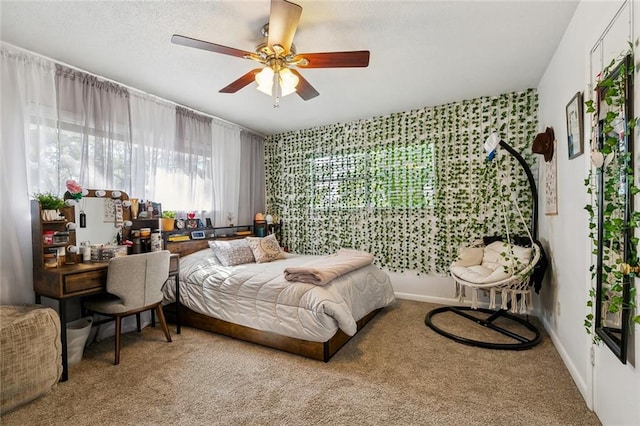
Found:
<box><xmin>211</xmin><ymin>239</ymin><xmax>255</xmax><ymax>266</ymax></box>
<box><xmin>246</xmin><ymin>234</ymin><xmax>285</xmax><ymax>263</ymax></box>
<box><xmin>451</xmin><ymin>246</ymin><xmax>484</xmax><ymax>267</ymax></box>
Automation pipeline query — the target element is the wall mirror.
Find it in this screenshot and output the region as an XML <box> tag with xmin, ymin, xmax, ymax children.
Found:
<box><xmin>593</xmin><ymin>54</ymin><xmax>634</xmax><ymax>363</ymax></box>
<box><xmin>64</xmin><ymin>189</ymin><xmax>131</xmax><ymax>245</ymax></box>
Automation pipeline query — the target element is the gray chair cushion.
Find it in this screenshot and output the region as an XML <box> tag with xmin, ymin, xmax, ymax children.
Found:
<box><xmin>83</xmin><ymin>292</ymin><xmax>127</xmax><ymax>314</ymax></box>
<box><xmin>86</xmin><ymin>251</ymin><xmax>170</xmax><ymax>315</ymax></box>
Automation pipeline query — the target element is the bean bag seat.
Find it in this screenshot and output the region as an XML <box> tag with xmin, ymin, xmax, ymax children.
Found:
<box><xmin>1</xmin><ymin>305</ymin><xmax>62</xmax><ymax>414</ymax></box>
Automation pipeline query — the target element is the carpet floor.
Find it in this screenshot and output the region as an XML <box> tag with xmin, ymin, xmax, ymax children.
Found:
<box><xmin>1</xmin><ymin>299</ymin><xmax>600</xmax><ymax>425</ymax></box>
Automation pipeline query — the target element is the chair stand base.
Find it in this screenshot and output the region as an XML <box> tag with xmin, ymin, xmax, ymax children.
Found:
<box><xmin>424</xmin><ymin>306</ymin><xmax>541</xmax><ymax>351</ymax></box>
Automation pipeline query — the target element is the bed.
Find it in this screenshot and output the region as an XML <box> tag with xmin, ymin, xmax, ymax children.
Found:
<box><xmin>162</xmin><ymin>239</ymin><xmax>396</xmax><ymax>361</ymax></box>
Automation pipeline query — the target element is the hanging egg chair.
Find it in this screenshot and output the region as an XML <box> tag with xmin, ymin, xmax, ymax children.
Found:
<box><xmin>425</xmin><ymin>133</ymin><xmax>547</xmax><ymax>350</ymax></box>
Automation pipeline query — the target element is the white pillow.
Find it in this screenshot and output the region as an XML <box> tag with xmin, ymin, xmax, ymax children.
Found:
<box><xmin>210</xmin><ymin>239</ymin><xmax>255</xmax><ymax>266</ymax></box>
<box><xmin>482</xmin><ymin>241</ymin><xmax>532</xmax><ymax>274</ymax></box>
<box><xmin>206</xmin><ymin>240</ymin><xmax>222</xmax><ymax>265</ymax></box>
<box><xmin>246</xmin><ymin>234</ymin><xmax>285</xmax><ymax>263</ymax></box>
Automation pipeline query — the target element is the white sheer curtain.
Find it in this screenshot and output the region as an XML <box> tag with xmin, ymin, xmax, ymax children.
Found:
<box><xmin>238</xmin><ymin>130</ymin><xmax>265</xmax><ymax>225</ymax></box>
<box><xmin>55</xmin><ymin>65</ymin><xmax>132</xmax><ymax>191</ymax></box>
<box><xmin>161</xmin><ymin>107</ymin><xmax>214</xmax><ymax>213</ymax></box>
<box><xmin>129</xmin><ymin>93</ymin><xmax>176</xmax><ymax>203</ymax></box>
<box><xmin>0</xmin><ymin>45</ymin><xmax>57</xmax><ymax>304</ymax></box>
<box><xmin>211</xmin><ymin>119</ymin><xmax>242</xmax><ymax>226</ymax></box>
<box><xmin>1</xmin><ymin>44</ymin><xmax>267</xmax><ymax>305</ymax></box>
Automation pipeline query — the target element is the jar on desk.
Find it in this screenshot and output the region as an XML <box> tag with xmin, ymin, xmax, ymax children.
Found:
<box><xmin>43</xmin><ymin>230</ymin><xmax>55</xmax><ymax>245</ymax></box>
<box><xmin>43</xmin><ymin>252</ymin><xmax>57</xmax><ymax>269</ymax></box>
<box><xmin>57</xmin><ymin>246</ymin><xmax>68</xmax><ymax>266</ymax></box>
<box><xmin>150</xmin><ymin>230</ymin><xmax>162</xmax><ymax>252</ymax></box>
<box><xmin>131</xmin><ymin>238</ymin><xmax>142</xmax><ymax>254</ymax></box>
<box><xmin>80</xmin><ymin>242</ymin><xmax>91</xmax><ymax>263</ymax></box>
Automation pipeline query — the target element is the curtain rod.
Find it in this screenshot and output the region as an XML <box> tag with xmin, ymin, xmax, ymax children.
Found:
<box><xmin>0</xmin><ymin>41</ymin><xmax>266</xmax><ymax>138</ymax></box>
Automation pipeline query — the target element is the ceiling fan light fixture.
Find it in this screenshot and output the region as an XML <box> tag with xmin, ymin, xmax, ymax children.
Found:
<box><xmin>279</xmin><ymin>67</ymin><xmax>299</xmax><ymax>96</ymax></box>
<box><xmin>255</xmin><ymin>66</ymin><xmax>275</xmax><ymax>95</ymax></box>
<box><xmin>172</xmin><ymin>0</ymin><xmax>370</xmax><ymax>105</ymax></box>
<box><xmin>254</xmin><ymin>65</ymin><xmax>298</xmax><ymax>98</ymax></box>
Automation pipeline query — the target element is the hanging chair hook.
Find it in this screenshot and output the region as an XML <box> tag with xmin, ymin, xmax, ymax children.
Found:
<box><xmin>484</xmin><ymin>133</ymin><xmax>539</xmax><ymax>239</ymax></box>
<box><xmin>484</xmin><ymin>133</ymin><xmax>501</xmax><ymax>161</ymax></box>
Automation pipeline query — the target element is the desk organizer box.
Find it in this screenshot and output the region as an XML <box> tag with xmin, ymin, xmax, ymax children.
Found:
<box><xmin>90</xmin><ymin>244</ymin><xmax>128</xmax><ymax>262</ymax></box>
<box><xmin>0</xmin><ymin>305</ymin><xmax>62</xmax><ymax>414</ymax></box>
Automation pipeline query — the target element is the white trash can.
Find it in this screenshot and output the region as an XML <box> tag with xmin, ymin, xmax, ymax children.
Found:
<box><xmin>66</xmin><ymin>316</ymin><xmax>93</xmax><ymax>366</ymax></box>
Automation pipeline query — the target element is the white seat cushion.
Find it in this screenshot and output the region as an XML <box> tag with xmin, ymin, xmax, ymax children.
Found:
<box><xmin>450</xmin><ymin>241</ymin><xmax>533</xmax><ymax>284</ymax></box>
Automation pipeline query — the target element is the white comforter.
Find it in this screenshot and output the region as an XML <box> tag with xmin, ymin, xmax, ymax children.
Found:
<box><xmin>163</xmin><ymin>250</ymin><xmax>396</xmax><ymax>342</ymax></box>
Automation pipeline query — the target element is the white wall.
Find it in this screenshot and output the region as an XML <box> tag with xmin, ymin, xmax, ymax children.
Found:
<box><xmin>392</xmin><ymin>2</ymin><xmax>640</xmax><ymax>423</ymax></box>
<box><xmin>536</xmin><ymin>1</ymin><xmax>639</xmax><ymax>424</ymax></box>
<box><xmin>388</xmin><ymin>271</ymin><xmax>461</xmax><ymax>305</ymax></box>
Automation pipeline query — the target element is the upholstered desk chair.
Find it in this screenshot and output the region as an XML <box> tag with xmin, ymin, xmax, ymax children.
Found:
<box><xmin>83</xmin><ymin>251</ymin><xmax>172</xmax><ymax>365</ymax></box>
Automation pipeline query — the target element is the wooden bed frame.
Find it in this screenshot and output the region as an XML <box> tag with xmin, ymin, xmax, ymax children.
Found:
<box><xmin>164</xmin><ymin>303</ymin><xmax>381</xmax><ymax>362</ymax></box>
<box><xmin>162</xmin><ymin>237</ymin><xmax>383</xmax><ymax>362</ymax></box>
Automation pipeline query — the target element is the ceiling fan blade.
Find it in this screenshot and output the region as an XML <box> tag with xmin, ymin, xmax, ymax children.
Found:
<box><xmin>294</xmin><ymin>51</ymin><xmax>370</xmax><ymax>68</ymax></box>
<box><xmin>219</xmin><ymin>69</ymin><xmax>262</xmax><ymax>93</ymax></box>
<box><xmin>290</xmin><ymin>69</ymin><xmax>319</xmax><ymax>100</ymax></box>
<box><xmin>172</xmin><ymin>34</ymin><xmax>253</xmax><ymax>59</ymax></box>
<box><xmin>268</xmin><ymin>0</ymin><xmax>302</xmax><ymax>55</ymax></box>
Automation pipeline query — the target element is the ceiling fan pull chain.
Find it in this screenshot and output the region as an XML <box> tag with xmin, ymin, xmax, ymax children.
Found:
<box><xmin>272</xmin><ymin>69</ymin><xmax>281</xmax><ymax>108</ymax></box>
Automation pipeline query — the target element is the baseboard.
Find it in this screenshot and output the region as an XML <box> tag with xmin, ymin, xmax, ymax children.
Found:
<box><xmin>394</xmin><ymin>292</ymin><xmax>491</xmax><ymax>309</ymax></box>
<box><xmin>539</xmin><ymin>316</ymin><xmax>592</xmax><ymax>410</ymax></box>
<box><xmin>394</xmin><ymin>292</ymin><xmax>456</xmax><ymax>304</ymax></box>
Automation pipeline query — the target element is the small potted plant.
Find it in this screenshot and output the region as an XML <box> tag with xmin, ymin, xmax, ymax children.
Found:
<box><xmin>33</xmin><ymin>192</ymin><xmax>65</xmax><ymax>221</ymax></box>
<box><xmin>161</xmin><ymin>210</ymin><xmax>177</xmax><ymax>232</ymax></box>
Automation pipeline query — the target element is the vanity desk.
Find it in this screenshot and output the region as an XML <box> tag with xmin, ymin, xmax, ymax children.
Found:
<box><xmin>33</xmin><ymin>257</ymin><xmax>179</xmax><ymax>382</ymax></box>
<box><xmin>31</xmin><ymin>193</ymin><xmax>180</xmax><ymax>382</ymax></box>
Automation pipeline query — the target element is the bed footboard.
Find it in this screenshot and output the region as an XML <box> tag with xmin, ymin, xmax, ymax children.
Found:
<box><xmin>163</xmin><ymin>304</ymin><xmax>382</xmax><ymax>362</ymax></box>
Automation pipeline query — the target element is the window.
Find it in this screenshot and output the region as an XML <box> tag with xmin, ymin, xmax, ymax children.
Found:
<box><xmin>27</xmin><ymin>118</ymin><xmax>132</xmax><ymax>194</ymax></box>
<box><xmin>311</xmin><ymin>143</ymin><xmax>434</xmax><ymax>209</ymax></box>
<box><xmin>311</xmin><ymin>153</ymin><xmax>368</xmax><ymax>208</ymax></box>
<box><xmin>58</xmin><ymin>121</ymin><xmax>132</xmax><ymax>192</ymax></box>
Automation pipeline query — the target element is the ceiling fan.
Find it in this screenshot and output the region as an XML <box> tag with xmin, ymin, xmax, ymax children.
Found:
<box><xmin>171</xmin><ymin>0</ymin><xmax>370</xmax><ymax>107</ymax></box>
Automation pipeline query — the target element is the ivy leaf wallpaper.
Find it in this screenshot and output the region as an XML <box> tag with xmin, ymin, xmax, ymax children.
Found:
<box><xmin>265</xmin><ymin>89</ymin><xmax>538</xmax><ymax>275</ymax></box>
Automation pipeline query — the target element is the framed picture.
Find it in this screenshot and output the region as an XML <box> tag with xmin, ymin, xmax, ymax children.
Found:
<box><xmin>151</xmin><ymin>202</ymin><xmax>162</xmax><ymax>218</ymax></box>
<box><xmin>544</xmin><ymin>147</ymin><xmax>558</xmax><ymax>215</ymax></box>
<box><xmin>566</xmin><ymin>92</ymin><xmax>584</xmax><ymax>159</ymax></box>
<box><xmin>185</xmin><ymin>219</ymin><xmax>203</xmax><ymax>229</ymax></box>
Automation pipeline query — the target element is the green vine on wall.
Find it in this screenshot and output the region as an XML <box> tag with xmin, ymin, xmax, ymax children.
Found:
<box><xmin>265</xmin><ymin>90</ymin><xmax>538</xmax><ymax>275</ymax></box>
<box><xmin>584</xmin><ymin>48</ymin><xmax>640</xmax><ymax>343</ymax></box>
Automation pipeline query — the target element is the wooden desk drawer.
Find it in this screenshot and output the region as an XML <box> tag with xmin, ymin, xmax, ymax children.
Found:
<box><xmin>63</xmin><ymin>269</ymin><xmax>107</xmax><ymax>294</ymax></box>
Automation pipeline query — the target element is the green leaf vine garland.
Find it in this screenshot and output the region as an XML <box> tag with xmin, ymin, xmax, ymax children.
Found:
<box><xmin>584</xmin><ymin>48</ymin><xmax>640</xmax><ymax>343</ymax></box>
<box><xmin>265</xmin><ymin>89</ymin><xmax>538</xmax><ymax>275</ymax></box>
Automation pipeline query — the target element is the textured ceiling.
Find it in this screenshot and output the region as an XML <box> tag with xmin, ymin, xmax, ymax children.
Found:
<box><xmin>0</xmin><ymin>1</ymin><xmax>578</xmax><ymax>135</ymax></box>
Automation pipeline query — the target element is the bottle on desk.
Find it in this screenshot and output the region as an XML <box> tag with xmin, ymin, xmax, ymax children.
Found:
<box><xmin>150</xmin><ymin>230</ymin><xmax>162</xmax><ymax>252</ymax></box>
<box><xmin>80</xmin><ymin>241</ymin><xmax>91</xmax><ymax>263</ymax></box>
